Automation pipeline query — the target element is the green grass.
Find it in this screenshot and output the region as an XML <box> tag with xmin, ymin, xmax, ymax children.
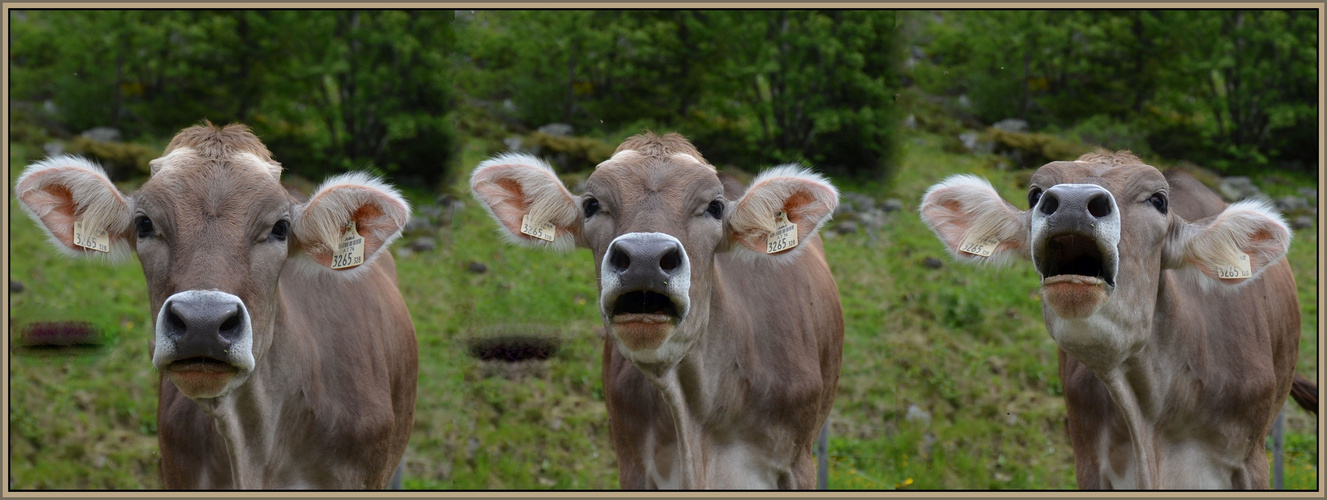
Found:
<box><xmin>6</xmin><ymin>132</ymin><xmax>1318</xmax><ymax>490</ymax></box>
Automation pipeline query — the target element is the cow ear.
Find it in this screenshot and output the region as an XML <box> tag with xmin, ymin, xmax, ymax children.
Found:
<box><xmin>15</xmin><ymin>155</ymin><xmax>133</xmax><ymax>261</ymax></box>
<box><xmin>1164</xmin><ymin>200</ymin><xmax>1291</xmax><ymax>289</ymax></box>
<box><xmin>292</xmin><ymin>172</ymin><xmax>410</xmax><ymax>276</ymax></box>
<box><xmin>919</xmin><ymin>174</ymin><xmax>1030</xmax><ymax>265</ymax></box>
<box><xmin>470</xmin><ymin>153</ymin><xmax>582</xmax><ymax>252</ymax></box>
<box><xmin>725</xmin><ymin>165</ymin><xmax>838</xmax><ymax>260</ymax></box>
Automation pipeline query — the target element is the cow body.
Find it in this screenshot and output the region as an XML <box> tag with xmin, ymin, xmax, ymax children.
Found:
<box><xmin>471</xmin><ymin>133</ymin><xmax>843</xmax><ymax>489</ymax></box>
<box><xmin>604</xmin><ymin>238</ymin><xmax>842</xmax><ymax>488</ymax></box>
<box><xmin>16</xmin><ymin>123</ymin><xmax>417</xmax><ymax>489</ymax></box>
<box><xmin>920</xmin><ymin>152</ymin><xmax>1310</xmax><ymax>489</ymax></box>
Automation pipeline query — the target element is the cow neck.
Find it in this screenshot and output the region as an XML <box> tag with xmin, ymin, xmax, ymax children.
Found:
<box><xmin>1050</xmin><ymin>267</ymin><xmax>1178</xmax><ymax>489</ymax></box>
<box><xmin>633</xmin><ymin>270</ymin><xmax>732</xmax><ymax>490</ymax></box>
<box><xmin>189</xmin><ymin>310</ymin><xmax>294</xmax><ymax>488</ymax></box>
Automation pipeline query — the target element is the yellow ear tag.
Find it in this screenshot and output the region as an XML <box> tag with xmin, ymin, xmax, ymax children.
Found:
<box><xmin>959</xmin><ymin>232</ymin><xmax>1000</xmax><ymax>257</ymax></box>
<box><xmin>331</xmin><ymin>220</ymin><xmax>365</xmax><ymax>269</ymax></box>
<box><xmin>520</xmin><ymin>214</ymin><xmax>556</xmax><ymax>242</ymax></box>
<box><xmin>73</xmin><ymin>217</ymin><xmax>111</xmax><ymax>253</ymax></box>
<box><xmin>766</xmin><ymin>211</ymin><xmax>799</xmax><ymax>254</ymax></box>
<box><xmin>1216</xmin><ymin>252</ymin><xmax>1253</xmax><ymax>279</ymax></box>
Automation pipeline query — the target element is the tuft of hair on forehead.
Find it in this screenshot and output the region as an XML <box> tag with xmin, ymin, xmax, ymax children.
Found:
<box><xmin>614</xmin><ymin>131</ymin><xmax>710</xmax><ymax>165</ymax></box>
<box><xmin>154</xmin><ymin>121</ymin><xmax>282</xmax><ymax>178</ymax></box>
<box><xmin>1075</xmin><ymin>149</ymin><xmax>1145</xmax><ymax>166</ymax></box>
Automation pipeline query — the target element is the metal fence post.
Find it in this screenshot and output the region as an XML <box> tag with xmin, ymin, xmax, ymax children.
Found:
<box><xmin>1273</xmin><ymin>406</ymin><xmax>1286</xmax><ymax>489</ymax></box>
<box><xmin>817</xmin><ymin>419</ymin><xmax>829</xmax><ymax>490</ymax></box>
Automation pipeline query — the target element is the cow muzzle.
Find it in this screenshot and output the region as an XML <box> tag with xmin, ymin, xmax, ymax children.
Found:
<box><xmin>600</xmin><ymin>232</ymin><xmax>692</xmax><ymax>352</ymax></box>
<box><xmin>1030</xmin><ymin>184</ymin><xmax>1121</xmax><ymax>319</ymax></box>
<box><xmin>152</xmin><ymin>290</ymin><xmax>255</xmax><ymax>399</ymax></box>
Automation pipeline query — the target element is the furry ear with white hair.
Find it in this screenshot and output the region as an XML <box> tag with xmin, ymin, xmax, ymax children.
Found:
<box><xmin>15</xmin><ymin>155</ymin><xmax>134</xmax><ymax>261</ymax></box>
<box><xmin>292</xmin><ymin>172</ymin><xmax>410</xmax><ymax>278</ymax></box>
<box><xmin>725</xmin><ymin>165</ymin><xmax>839</xmax><ymax>261</ymax></box>
<box><xmin>919</xmin><ymin>174</ymin><xmax>1030</xmax><ymax>266</ymax></box>
<box><xmin>1163</xmin><ymin>199</ymin><xmax>1292</xmax><ymax>292</ymax></box>
<box><xmin>469</xmin><ymin>153</ymin><xmax>581</xmax><ymax>252</ymax></box>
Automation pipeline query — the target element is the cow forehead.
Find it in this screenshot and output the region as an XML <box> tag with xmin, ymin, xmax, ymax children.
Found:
<box><xmin>587</xmin><ymin>157</ymin><xmax>723</xmax><ymax>203</ymax></box>
<box><xmin>1031</xmin><ymin>161</ymin><xmax>1168</xmax><ymax>196</ymax></box>
<box><xmin>137</xmin><ymin>159</ymin><xmax>292</xmax><ymax>225</ymax></box>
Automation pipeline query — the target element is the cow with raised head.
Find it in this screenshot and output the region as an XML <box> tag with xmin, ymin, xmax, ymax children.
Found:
<box><xmin>919</xmin><ymin>150</ymin><xmax>1315</xmax><ymax>489</ymax></box>
<box><xmin>15</xmin><ymin>123</ymin><xmax>418</xmax><ymax>489</ymax></box>
<box><xmin>470</xmin><ymin>133</ymin><xmax>844</xmax><ymax>489</ymax></box>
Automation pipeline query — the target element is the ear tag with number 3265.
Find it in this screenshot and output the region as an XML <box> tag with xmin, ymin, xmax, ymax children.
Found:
<box><xmin>331</xmin><ymin>220</ymin><xmax>365</xmax><ymax>269</ymax></box>
<box><xmin>767</xmin><ymin>211</ymin><xmax>799</xmax><ymax>254</ymax></box>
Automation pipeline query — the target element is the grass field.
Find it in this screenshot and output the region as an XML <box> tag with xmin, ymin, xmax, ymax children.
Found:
<box><xmin>6</xmin><ymin>131</ymin><xmax>1319</xmax><ymax>490</ymax></box>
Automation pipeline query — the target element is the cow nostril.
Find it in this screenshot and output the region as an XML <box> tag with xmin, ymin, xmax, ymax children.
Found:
<box><xmin>659</xmin><ymin>247</ymin><xmax>682</xmax><ymax>273</ymax></box>
<box><xmin>164</xmin><ymin>303</ymin><xmax>187</xmax><ymax>338</ymax></box>
<box><xmin>1087</xmin><ymin>193</ymin><xmax>1112</xmax><ymax>218</ymax></box>
<box><xmin>609</xmin><ymin>247</ymin><xmax>631</xmax><ymax>273</ymax></box>
<box><xmin>218</xmin><ymin>307</ymin><xmax>243</xmax><ymax>339</ymax></box>
<box><xmin>1039</xmin><ymin>192</ymin><xmax>1060</xmax><ymax>216</ymax></box>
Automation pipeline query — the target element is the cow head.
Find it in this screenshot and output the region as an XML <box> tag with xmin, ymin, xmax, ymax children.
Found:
<box><xmin>471</xmin><ymin>133</ymin><xmax>837</xmax><ymax>369</ymax></box>
<box><xmin>920</xmin><ymin>151</ymin><xmax>1291</xmax><ymax>370</ymax></box>
<box><xmin>15</xmin><ymin>123</ymin><xmax>409</xmax><ymax>401</ymax></box>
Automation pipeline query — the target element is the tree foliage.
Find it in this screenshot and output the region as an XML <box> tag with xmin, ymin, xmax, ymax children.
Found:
<box><xmin>10</xmin><ymin>10</ymin><xmax>457</xmax><ymax>187</ymax></box>
<box><xmin>455</xmin><ymin>10</ymin><xmax>903</xmax><ymax>179</ymax></box>
<box><xmin>910</xmin><ymin>10</ymin><xmax>1317</xmax><ymax>173</ymax></box>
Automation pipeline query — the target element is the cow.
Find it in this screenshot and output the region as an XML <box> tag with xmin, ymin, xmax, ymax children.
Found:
<box><xmin>14</xmin><ymin>123</ymin><xmax>418</xmax><ymax>489</ymax></box>
<box><xmin>469</xmin><ymin>133</ymin><xmax>844</xmax><ymax>489</ymax></box>
<box><xmin>919</xmin><ymin>150</ymin><xmax>1317</xmax><ymax>489</ymax></box>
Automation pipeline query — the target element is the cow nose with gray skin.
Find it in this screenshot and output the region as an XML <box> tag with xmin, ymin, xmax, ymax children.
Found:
<box><xmin>1031</xmin><ymin>184</ymin><xmax>1122</xmax><ymax>288</ymax></box>
<box><xmin>606</xmin><ymin>236</ymin><xmax>685</xmax><ymax>290</ymax></box>
<box><xmin>153</xmin><ymin>290</ymin><xmax>256</xmax><ymax>372</ymax></box>
<box><xmin>600</xmin><ymin>232</ymin><xmax>693</xmax><ymax>321</ymax></box>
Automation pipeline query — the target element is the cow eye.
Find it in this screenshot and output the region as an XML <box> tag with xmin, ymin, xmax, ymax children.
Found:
<box><xmin>1148</xmin><ymin>193</ymin><xmax>1168</xmax><ymax>214</ymax></box>
<box><xmin>705</xmin><ymin>199</ymin><xmax>724</xmax><ymax>219</ymax></box>
<box><xmin>1028</xmin><ymin>188</ymin><xmax>1043</xmax><ymax>209</ymax></box>
<box><xmin>135</xmin><ymin>216</ymin><xmax>154</xmax><ymax>239</ymax></box>
<box><xmin>583</xmin><ymin>198</ymin><xmax>600</xmax><ymax>218</ymax></box>
<box><xmin>269</xmin><ymin>220</ymin><xmax>290</xmax><ymax>242</ymax></box>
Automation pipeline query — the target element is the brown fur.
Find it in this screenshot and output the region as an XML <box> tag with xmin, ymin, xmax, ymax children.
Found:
<box><xmin>591</xmin><ymin>136</ymin><xmax>841</xmax><ymax>489</ymax></box>
<box><xmin>1039</xmin><ymin>160</ymin><xmax>1301</xmax><ymax>489</ymax></box>
<box><xmin>136</xmin><ymin>124</ymin><xmax>414</xmax><ymax>488</ymax></box>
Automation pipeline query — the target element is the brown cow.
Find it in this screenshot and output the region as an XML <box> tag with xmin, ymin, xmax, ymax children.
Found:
<box><xmin>470</xmin><ymin>133</ymin><xmax>844</xmax><ymax>489</ymax></box>
<box><xmin>15</xmin><ymin>123</ymin><xmax>417</xmax><ymax>489</ymax></box>
<box><xmin>919</xmin><ymin>151</ymin><xmax>1315</xmax><ymax>489</ymax></box>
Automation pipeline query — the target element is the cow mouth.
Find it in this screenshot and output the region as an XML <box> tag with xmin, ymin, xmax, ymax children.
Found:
<box><xmin>610</xmin><ymin>291</ymin><xmax>680</xmax><ymax>323</ymax></box>
<box><xmin>166</xmin><ymin>356</ymin><xmax>238</xmax><ymax>374</ymax></box>
<box><xmin>1037</xmin><ymin>234</ymin><xmax>1115</xmax><ymax>288</ymax></box>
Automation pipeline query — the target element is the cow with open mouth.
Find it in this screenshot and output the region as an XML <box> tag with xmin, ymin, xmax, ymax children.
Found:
<box><xmin>15</xmin><ymin>123</ymin><xmax>417</xmax><ymax>489</ymax></box>
<box><xmin>470</xmin><ymin>132</ymin><xmax>844</xmax><ymax>489</ymax></box>
<box><xmin>919</xmin><ymin>150</ymin><xmax>1316</xmax><ymax>489</ymax></box>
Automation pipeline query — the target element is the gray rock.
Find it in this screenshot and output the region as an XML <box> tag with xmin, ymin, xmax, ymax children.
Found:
<box><xmin>959</xmin><ymin>131</ymin><xmax>993</xmax><ymax>154</ymax></box>
<box><xmin>993</xmin><ymin>118</ymin><xmax>1028</xmax><ymax>134</ymax></box>
<box><xmin>957</xmin><ymin>94</ymin><xmax>972</xmax><ymax>108</ymax></box>
<box><xmin>1292</xmin><ymin>215</ymin><xmax>1315</xmax><ymax>230</ymax></box>
<box><xmin>903</xmin><ymin>114</ymin><xmax>917</xmax><ymax>129</ymax></box>
<box><xmin>10</xmin><ymin>280</ymin><xmax>24</xmax><ymax>293</ymax></box>
<box><xmin>835</xmin><ymin>220</ymin><xmax>860</xmax><ymax>235</ymax></box>
<box><xmin>416</xmin><ymin>204</ymin><xmax>443</xmax><ymax>220</ymax></box>
<box><xmin>882</xmin><ymin>198</ymin><xmax>904</xmax><ymax>213</ymax></box>
<box><xmin>923</xmin><ymin>257</ymin><xmax>943</xmax><ymax>269</ymax></box>
<box><xmin>468</xmin><ymin>261</ymin><xmax>488</xmax><ymax>274</ymax></box>
<box><xmin>503</xmin><ymin>136</ymin><xmax>523</xmax><ymax>152</ymax></box>
<box><xmin>43</xmin><ymin>141</ymin><xmax>64</xmax><ymax>156</ymax></box>
<box><xmin>403</xmin><ymin>215</ymin><xmax>433</xmax><ymax>235</ymax></box>
<box><xmin>537</xmin><ymin>123</ymin><xmax>574</xmax><ymax>137</ymax></box>
<box><xmin>1217</xmin><ymin>176</ymin><xmax>1263</xmax><ymax>202</ymax></box>
<box><xmin>857</xmin><ymin>210</ymin><xmax>887</xmax><ymax>231</ymax></box>
<box><xmin>80</xmin><ymin>127</ymin><xmax>120</xmax><ymax>143</ymax></box>
<box><xmin>1276</xmin><ymin>196</ymin><xmax>1308</xmax><ymax>213</ymax></box>
<box><xmin>408</xmin><ymin>237</ymin><xmax>437</xmax><ymax>252</ymax></box>
<box><xmin>394</xmin><ymin>247</ymin><xmax>415</xmax><ymax>259</ymax></box>
<box><xmin>843</xmin><ymin>192</ymin><xmax>876</xmax><ymax>212</ymax></box>
<box><xmin>905</xmin><ymin>404</ymin><xmax>931</xmax><ymax>425</ymax></box>
<box><xmin>1298</xmin><ymin>187</ymin><xmax>1317</xmax><ymax>204</ymax></box>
